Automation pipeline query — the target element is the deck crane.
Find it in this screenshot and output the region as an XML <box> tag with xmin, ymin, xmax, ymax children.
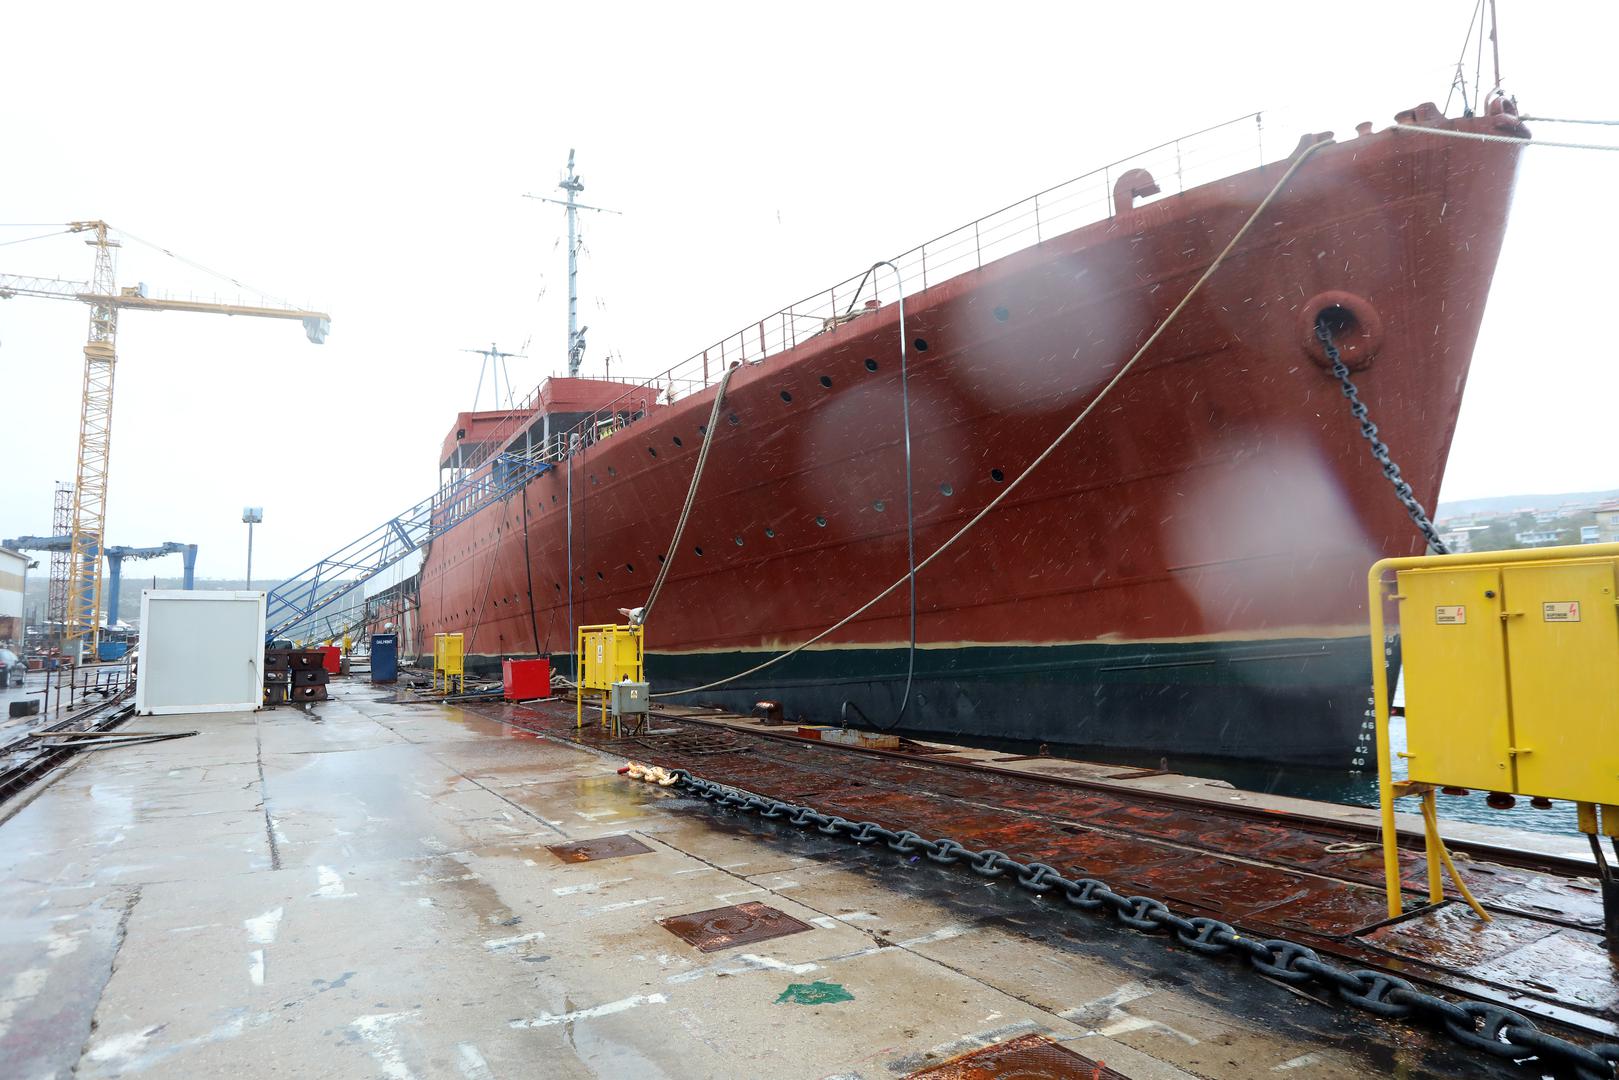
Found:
<box><xmin>0</xmin><ymin>221</ymin><xmax>329</xmax><ymax>658</ymax></box>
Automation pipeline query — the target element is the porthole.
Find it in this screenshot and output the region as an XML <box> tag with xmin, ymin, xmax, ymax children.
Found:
<box><xmin>764</xmin><ymin>527</ymin><xmax>775</xmax><ymax>538</ymax></box>
<box><xmin>657</xmin><ymin>553</ymin><xmax>666</xmax><ymax>563</ymax></box>
<box><xmin>648</xmin><ymin>446</ymin><xmax>658</xmax><ymax>457</ymax></box>
<box><xmin>873</xmin><ymin>500</ymin><xmax>886</xmax><ymax>512</ymax></box>
<box><xmin>626</xmin><ymin>563</ymin><xmax>634</xmax><ymax>573</ymax></box>
<box><xmin>734</xmin><ymin>535</ymin><xmax>744</xmax><ymax>546</ymax></box>
<box><xmin>695</xmin><ymin>546</ymin><xmax>704</xmax><ymax>556</ymax></box>
<box><xmin>780</xmin><ymin>390</ymin><xmax>793</xmax><ymax>403</ymax></box>
<box><xmin>698</xmin><ymin>423</ymin><xmax>707</xmax><ymax>435</ymax></box>
<box><xmin>815</xmin><ymin>515</ymin><xmax>827</xmax><ymax>527</ymax></box>
<box><xmin>991</xmin><ymin>468</ymin><xmax>1005</xmax><ymax>483</ymax></box>
<box><xmin>913</xmin><ymin>337</ymin><xmax>929</xmax><ymax>352</ymax></box>
<box><xmin>864</xmin><ymin>358</ymin><xmax>878</xmax><ymax>372</ymax></box>
<box><xmin>993</xmin><ymin>306</ymin><xmax>1010</xmax><ymax>322</ymax></box>
<box><xmin>940</xmin><ymin>482</ymin><xmax>954</xmax><ymax>496</ymax></box>
<box><xmin>727</xmin><ymin>413</ymin><xmax>740</xmax><ymax>426</ymax></box>
<box><xmin>596</xmin><ymin>571</ymin><xmax>604</xmax><ymax>580</ymax></box>
<box><xmin>819</xmin><ymin>375</ymin><xmax>832</xmax><ymax>388</ymax></box>
<box><xmin>673</xmin><ymin>435</ymin><xmax>683</xmax><ymax>447</ymax></box>
<box><xmin>608</xmin><ymin>465</ymin><xmax>616</xmax><ymax>476</ymax></box>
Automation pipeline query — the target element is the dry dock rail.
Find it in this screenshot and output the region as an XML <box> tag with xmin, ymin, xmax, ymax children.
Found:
<box><xmin>481</xmin><ymin>696</ymin><xmax>1619</xmax><ymax>1070</ymax></box>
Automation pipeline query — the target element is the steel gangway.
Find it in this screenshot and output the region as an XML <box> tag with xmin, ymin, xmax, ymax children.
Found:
<box><xmin>264</xmin><ymin>450</ymin><xmax>551</xmax><ymax>642</ymax></box>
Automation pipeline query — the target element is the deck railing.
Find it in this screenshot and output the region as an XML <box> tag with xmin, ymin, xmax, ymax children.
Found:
<box><xmin>461</xmin><ymin>113</ymin><xmax>1266</xmax><ymax>468</ymax></box>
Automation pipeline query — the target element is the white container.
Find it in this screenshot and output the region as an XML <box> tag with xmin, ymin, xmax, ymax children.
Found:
<box><xmin>135</xmin><ymin>590</ymin><xmax>266</xmax><ymax>715</ymax></box>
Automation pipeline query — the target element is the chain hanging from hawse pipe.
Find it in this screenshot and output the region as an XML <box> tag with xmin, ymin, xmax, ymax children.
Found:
<box><xmin>1317</xmin><ymin>317</ymin><xmax>1449</xmax><ymax>554</ymax></box>
<box><xmin>623</xmin><ymin>763</ymin><xmax>1619</xmax><ymax>1079</ymax></box>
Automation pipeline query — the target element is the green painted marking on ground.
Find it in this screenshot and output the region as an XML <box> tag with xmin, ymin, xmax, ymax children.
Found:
<box><xmin>774</xmin><ymin>980</ymin><xmax>854</xmax><ymax>1006</ymax></box>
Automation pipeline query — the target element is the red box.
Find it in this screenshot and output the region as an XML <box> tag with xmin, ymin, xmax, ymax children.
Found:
<box><xmin>320</xmin><ymin>646</ymin><xmax>341</xmax><ymax>675</ymax></box>
<box><xmin>503</xmin><ymin>658</ymin><xmax>552</xmax><ymax>701</ymax></box>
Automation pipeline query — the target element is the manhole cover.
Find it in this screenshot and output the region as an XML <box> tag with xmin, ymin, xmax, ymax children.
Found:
<box><xmin>907</xmin><ymin>1033</ymin><xmax>1129</xmax><ymax>1078</ymax></box>
<box><xmin>546</xmin><ymin>834</ymin><xmax>653</xmax><ymax>862</ymax></box>
<box><xmin>658</xmin><ymin>901</ymin><xmax>813</xmax><ymax>952</ymax></box>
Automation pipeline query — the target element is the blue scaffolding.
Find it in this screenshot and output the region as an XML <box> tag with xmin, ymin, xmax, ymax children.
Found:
<box><xmin>265</xmin><ymin>451</ymin><xmax>550</xmax><ymax>642</ymax></box>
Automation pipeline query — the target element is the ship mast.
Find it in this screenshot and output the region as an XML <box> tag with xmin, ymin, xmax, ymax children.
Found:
<box><xmin>523</xmin><ymin>151</ymin><xmax>621</xmax><ymax>379</ymax></box>
<box><xmin>560</xmin><ymin>151</ymin><xmax>585</xmax><ymax>377</ymax></box>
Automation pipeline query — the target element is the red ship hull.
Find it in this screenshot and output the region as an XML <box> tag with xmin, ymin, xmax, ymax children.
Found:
<box><xmin>382</xmin><ymin>108</ymin><xmax>1524</xmax><ymax>767</ymax></box>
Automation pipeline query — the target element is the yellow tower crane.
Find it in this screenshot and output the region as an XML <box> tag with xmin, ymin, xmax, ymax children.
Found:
<box><xmin>0</xmin><ymin>221</ymin><xmax>330</xmax><ymax>658</ymax></box>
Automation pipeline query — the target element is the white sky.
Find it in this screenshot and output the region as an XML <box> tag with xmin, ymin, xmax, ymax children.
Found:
<box><xmin>2</xmin><ymin>1</ymin><xmax>1615</xmax><ymax>580</ymax></box>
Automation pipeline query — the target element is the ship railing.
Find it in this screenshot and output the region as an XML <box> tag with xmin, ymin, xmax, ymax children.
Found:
<box><xmin>468</xmin><ymin>112</ymin><xmax>1265</xmax><ymax>468</ymax></box>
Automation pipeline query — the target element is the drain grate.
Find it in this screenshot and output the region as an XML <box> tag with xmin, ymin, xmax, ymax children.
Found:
<box><xmin>658</xmin><ymin>901</ymin><xmax>813</xmax><ymax>952</ymax></box>
<box><xmin>906</xmin><ymin>1033</ymin><xmax>1128</xmax><ymax>1078</ymax></box>
<box><xmin>546</xmin><ymin>834</ymin><xmax>654</xmax><ymax>863</ymax></box>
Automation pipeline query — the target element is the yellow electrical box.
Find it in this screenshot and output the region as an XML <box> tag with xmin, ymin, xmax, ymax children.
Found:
<box><xmin>433</xmin><ymin>632</ymin><xmax>464</xmax><ymax>692</ymax></box>
<box><xmin>575</xmin><ymin>623</ymin><xmax>644</xmax><ymax>733</ymax></box>
<box><xmin>578</xmin><ymin>624</ymin><xmax>643</xmax><ymax>692</ymax></box>
<box><xmin>1396</xmin><ymin>555</ymin><xmax>1619</xmax><ymax>806</ymax></box>
<box><xmin>1371</xmin><ymin>544</ymin><xmax>1619</xmax><ymax>920</ymax></box>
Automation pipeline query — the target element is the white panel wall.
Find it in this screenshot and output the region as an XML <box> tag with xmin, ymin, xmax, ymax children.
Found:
<box><xmin>136</xmin><ymin>591</ymin><xmax>266</xmax><ymax>715</ymax></box>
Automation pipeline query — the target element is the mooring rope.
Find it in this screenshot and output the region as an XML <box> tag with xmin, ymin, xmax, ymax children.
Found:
<box><xmin>638</xmin><ymin>362</ymin><xmax>742</xmax><ymax>630</ymax></box>
<box><xmin>1392</xmin><ymin>123</ymin><xmax>1619</xmax><ymax>151</ymax></box>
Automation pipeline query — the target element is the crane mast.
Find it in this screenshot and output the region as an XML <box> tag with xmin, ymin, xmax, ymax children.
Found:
<box><xmin>66</xmin><ymin>221</ymin><xmax>119</xmax><ymax>655</ymax></box>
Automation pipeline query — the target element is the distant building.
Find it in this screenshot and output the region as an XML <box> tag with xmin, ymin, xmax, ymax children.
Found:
<box><xmin>1514</xmin><ymin>529</ymin><xmax>1565</xmax><ymax>547</ymax></box>
<box><xmin>1596</xmin><ymin>501</ymin><xmax>1619</xmax><ymax>543</ymax></box>
<box><xmin>1582</xmin><ymin>524</ymin><xmax>1602</xmax><ymax>543</ymax></box>
<box><xmin>0</xmin><ymin>546</ymin><xmax>26</xmax><ymax>645</ymax></box>
<box><xmin>1438</xmin><ymin>524</ymin><xmax>1491</xmax><ymax>553</ymax></box>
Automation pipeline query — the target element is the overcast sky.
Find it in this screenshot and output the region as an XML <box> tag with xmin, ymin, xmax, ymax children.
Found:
<box><xmin>2</xmin><ymin>1</ymin><xmax>1615</xmax><ymax>581</ymax></box>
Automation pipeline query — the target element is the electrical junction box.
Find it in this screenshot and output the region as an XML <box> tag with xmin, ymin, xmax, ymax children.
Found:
<box><xmin>1397</xmin><ymin>556</ymin><xmax>1619</xmax><ymax>804</ymax></box>
<box><xmin>610</xmin><ymin>680</ymin><xmax>650</xmax><ymax>717</ymax></box>
<box><xmin>579</xmin><ymin>624</ymin><xmax>642</xmax><ymax>692</ymax></box>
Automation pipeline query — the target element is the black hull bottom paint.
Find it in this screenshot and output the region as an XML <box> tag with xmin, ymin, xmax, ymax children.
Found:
<box><xmin>450</xmin><ymin>636</ymin><xmax>1377</xmax><ymax>769</ymax></box>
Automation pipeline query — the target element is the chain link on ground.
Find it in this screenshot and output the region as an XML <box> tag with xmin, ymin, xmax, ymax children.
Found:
<box><xmin>656</xmin><ymin>767</ymin><xmax>1619</xmax><ymax>1079</ymax></box>
<box><xmin>1318</xmin><ymin>317</ymin><xmax>1449</xmax><ymax>553</ymax></box>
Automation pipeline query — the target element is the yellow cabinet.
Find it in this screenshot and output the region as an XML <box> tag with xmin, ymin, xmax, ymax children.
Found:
<box><xmin>1398</xmin><ymin>566</ymin><xmax>1511</xmax><ymax>791</ymax></box>
<box><xmin>1501</xmin><ymin>559</ymin><xmax>1619</xmax><ymax>804</ymax></box>
<box><xmin>1397</xmin><ymin>556</ymin><xmax>1619</xmax><ymax>805</ymax></box>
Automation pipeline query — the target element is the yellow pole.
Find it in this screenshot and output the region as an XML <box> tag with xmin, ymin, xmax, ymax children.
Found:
<box><xmin>1368</xmin><ymin>558</ymin><xmax>1403</xmax><ymax>918</ymax></box>
<box><xmin>1421</xmin><ymin>789</ymin><xmax>1444</xmax><ymax>904</ymax></box>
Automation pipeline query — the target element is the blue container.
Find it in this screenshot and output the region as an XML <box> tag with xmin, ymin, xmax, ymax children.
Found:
<box><xmin>98</xmin><ymin>641</ymin><xmax>129</xmax><ymax>661</ymax></box>
<box><xmin>370</xmin><ymin>634</ymin><xmax>398</xmax><ymax>684</ymax></box>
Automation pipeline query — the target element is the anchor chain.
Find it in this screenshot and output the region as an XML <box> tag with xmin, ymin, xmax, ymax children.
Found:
<box><xmin>657</xmin><ymin>767</ymin><xmax>1619</xmax><ymax>1079</ymax></box>
<box><xmin>1317</xmin><ymin>317</ymin><xmax>1450</xmax><ymax>554</ymax></box>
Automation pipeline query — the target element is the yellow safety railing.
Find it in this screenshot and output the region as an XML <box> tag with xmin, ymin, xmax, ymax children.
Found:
<box><xmin>1368</xmin><ymin>542</ymin><xmax>1619</xmax><ymax>921</ymax></box>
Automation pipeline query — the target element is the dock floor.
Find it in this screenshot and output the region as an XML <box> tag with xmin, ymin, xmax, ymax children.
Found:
<box><xmin>0</xmin><ymin>683</ymin><xmax>1549</xmax><ymax>1078</ymax></box>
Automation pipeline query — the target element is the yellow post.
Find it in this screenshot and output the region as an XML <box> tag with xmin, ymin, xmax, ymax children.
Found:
<box><xmin>1367</xmin><ymin>565</ymin><xmax>1404</xmax><ymax>918</ymax></box>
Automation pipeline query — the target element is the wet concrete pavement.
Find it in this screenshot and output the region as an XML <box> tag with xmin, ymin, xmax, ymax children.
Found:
<box><xmin>0</xmin><ymin>682</ymin><xmax>1516</xmax><ymax>1078</ymax></box>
